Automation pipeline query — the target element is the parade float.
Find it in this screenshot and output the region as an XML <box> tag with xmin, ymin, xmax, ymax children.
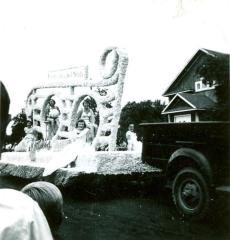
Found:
<box><xmin>0</xmin><ymin>47</ymin><xmax>159</xmax><ymax>186</ymax></box>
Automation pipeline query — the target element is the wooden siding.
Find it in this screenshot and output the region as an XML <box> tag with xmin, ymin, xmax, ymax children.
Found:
<box><xmin>165</xmin><ymin>55</ymin><xmax>210</xmax><ymax>96</ymax></box>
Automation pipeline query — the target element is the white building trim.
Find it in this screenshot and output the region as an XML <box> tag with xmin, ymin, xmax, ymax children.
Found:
<box><xmin>177</xmin><ymin>93</ymin><xmax>196</xmax><ymax>108</ymax></box>
<box><xmin>195</xmin><ymin>112</ymin><xmax>199</xmax><ymax>122</ymax></box>
<box><xmin>162</xmin><ymin>108</ymin><xmax>206</xmax><ymax>115</ymax></box>
<box><xmin>162</xmin><ymin>93</ymin><xmax>196</xmax><ymax>114</ymax></box>
<box><xmin>163</xmin><ymin>90</ymin><xmax>192</xmax><ymax>97</ymax></box>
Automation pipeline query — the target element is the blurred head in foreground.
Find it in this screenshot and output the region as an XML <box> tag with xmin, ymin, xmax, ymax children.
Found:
<box><xmin>0</xmin><ymin>188</ymin><xmax>53</xmax><ymax>240</ymax></box>
<box><xmin>0</xmin><ymin>81</ymin><xmax>10</xmax><ymax>155</ymax></box>
<box><xmin>21</xmin><ymin>181</ymin><xmax>64</xmax><ymax>233</ymax></box>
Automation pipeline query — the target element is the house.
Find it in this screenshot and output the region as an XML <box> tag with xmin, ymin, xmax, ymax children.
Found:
<box><xmin>162</xmin><ymin>49</ymin><xmax>229</xmax><ymax>122</ymax></box>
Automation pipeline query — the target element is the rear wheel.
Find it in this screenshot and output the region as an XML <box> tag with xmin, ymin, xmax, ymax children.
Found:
<box><xmin>172</xmin><ymin>167</ymin><xmax>210</xmax><ymax>220</ymax></box>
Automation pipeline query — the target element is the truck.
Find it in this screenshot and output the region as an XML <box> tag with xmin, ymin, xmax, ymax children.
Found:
<box><xmin>140</xmin><ymin>121</ymin><xmax>230</xmax><ymax>219</ymax></box>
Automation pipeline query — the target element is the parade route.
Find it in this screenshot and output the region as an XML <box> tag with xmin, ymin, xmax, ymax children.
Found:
<box><xmin>0</xmin><ymin>176</ymin><xmax>229</xmax><ymax>240</ymax></box>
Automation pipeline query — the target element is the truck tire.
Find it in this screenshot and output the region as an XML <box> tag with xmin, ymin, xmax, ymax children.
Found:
<box><xmin>172</xmin><ymin>167</ymin><xmax>210</xmax><ymax>220</ymax></box>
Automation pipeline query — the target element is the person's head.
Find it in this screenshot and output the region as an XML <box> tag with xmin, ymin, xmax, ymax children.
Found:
<box><xmin>49</xmin><ymin>99</ymin><xmax>56</xmax><ymax>107</ymax></box>
<box><xmin>82</xmin><ymin>99</ymin><xmax>90</xmax><ymax>110</ymax></box>
<box><xmin>128</xmin><ymin>124</ymin><xmax>134</xmax><ymax>132</ymax></box>
<box><xmin>26</xmin><ymin>120</ymin><xmax>32</xmax><ymax>128</ymax></box>
<box><xmin>76</xmin><ymin>119</ymin><xmax>86</xmax><ymax>130</ymax></box>
<box><xmin>21</xmin><ymin>181</ymin><xmax>64</xmax><ymax>233</ymax></box>
<box><xmin>0</xmin><ymin>81</ymin><xmax>10</xmax><ymax>154</ymax></box>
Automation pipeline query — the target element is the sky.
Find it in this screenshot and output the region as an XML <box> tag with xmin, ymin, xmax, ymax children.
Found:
<box><xmin>0</xmin><ymin>0</ymin><xmax>229</xmax><ymax>116</ymax></box>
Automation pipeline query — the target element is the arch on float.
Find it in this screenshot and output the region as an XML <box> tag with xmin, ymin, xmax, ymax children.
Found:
<box><xmin>69</xmin><ymin>93</ymin><xmax>100</xmax><ymax>131</ymax></box>
<box><xmin>41</xmin><ymin>94</ymin><xmax>55</xmax><ymax>122</ymax></box>
<box><xmin>40</xmin><ymin>94</ymin><xmax>62</xmax><ymax>122</ymax></box>
<box><xmin>39</xmin><ymin>94</ymin><xmax>62</xmax><ymax>140</ymax></box>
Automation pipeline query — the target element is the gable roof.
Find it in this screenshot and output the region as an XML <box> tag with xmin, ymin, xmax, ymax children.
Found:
<box><xmin>162</xmin><ymin>48</ymin><xmax>229</xmax><ymax>97</ymax></box>
<box><xmin>162</xmin><ymin>92</ymin><xmax>217</xmax><ymax>114</ymax></box>
<box><xmin>179</xmin><ymin>92</ymin><xmax>217</xmax><ymax>109</ymax></box>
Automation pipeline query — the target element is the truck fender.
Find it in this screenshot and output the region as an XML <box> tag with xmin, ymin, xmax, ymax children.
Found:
<box><xmin>166</xmin><ymin>147</ymin><xmax>213</xmax><ymax>185</ymax></box>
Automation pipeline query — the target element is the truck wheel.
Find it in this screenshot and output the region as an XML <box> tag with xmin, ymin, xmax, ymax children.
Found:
<box><xmin>172</xmin><ymin>167</ymin><xmax>210</xmax><ymax>220</ymax></box>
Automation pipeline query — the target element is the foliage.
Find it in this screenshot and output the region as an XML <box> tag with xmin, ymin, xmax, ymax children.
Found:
<box><xmin>196</xmin><ymin>54</ymin><xmax>230</xmax><ymax>120</ymax></box>
<box><xmin>117</xmin><ymin>100</ymin><xmax>167</xmax><ymax>145</ymax></box>
<box><xmin>5</xmin><ymin>112</ymin><xmax>27</xmax><ymax>147</ymax></box>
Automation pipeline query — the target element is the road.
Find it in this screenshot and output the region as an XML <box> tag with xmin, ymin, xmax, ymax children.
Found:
<box><xmin>0</xmin><ymin>176</ymin><xmax>229</xmax><ymax>240</ymax></box>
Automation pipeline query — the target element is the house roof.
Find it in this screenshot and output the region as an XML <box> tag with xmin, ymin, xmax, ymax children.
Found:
<box><xmin>162</xmin><ymin>92</ymin><xmax>217</xmax><ymax>114</ymax></box>
<box><xmin>179</xmin><ymin>92</ymin><xmax>217</xmax><ymax>109</ymax></box>
<box><xmin>162</xmin><ymin>48</ymin><xmax>229</xmax><ymax>97</ymax></box>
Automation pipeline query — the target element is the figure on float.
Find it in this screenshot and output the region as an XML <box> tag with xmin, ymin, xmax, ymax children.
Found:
<box><xmin>76</xmin><ymin>98</ymin><xmax>97</xmax><ymax>143</ymax></box>
<box><xmin>45</xmin><ymin>98</ymin><xmax>60</xmax><ymax>140</ymax></box>
<box><xmin>126</xmin><ymin>124</ymin><xmax>142</xmax><ymax>152</ymax></box>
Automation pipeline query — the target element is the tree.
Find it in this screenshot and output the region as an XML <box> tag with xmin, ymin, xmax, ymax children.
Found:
<box><xmin>5</xmin><ymin>111</ymin><xmax>27</xmax><ymax>148</ymax></box>
<box><xmin>117</xmin><ymin>100</ymin><xmax>166</xmax><ymax>146</ymax></box>
<box><xmin>196</xmin><ymin>54</ymin><xmax>229</xmax><ymax>120</ymax></box>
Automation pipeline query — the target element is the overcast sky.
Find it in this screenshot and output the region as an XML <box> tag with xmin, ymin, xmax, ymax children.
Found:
<box><xmin>0</xmin><ymin>0</ymin><xmax>229</xmax><ymax>116</ymax></box>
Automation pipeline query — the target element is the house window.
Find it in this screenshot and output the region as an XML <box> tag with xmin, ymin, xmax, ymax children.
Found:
<box><xmin>195</xmin><ymin>80</ymin><xmax>216</xmax><ymax>92</ymax></box>
<box><xmin>174</xmin><ymin>114</ymin><xmax>191</xmax><ymax>123</ymax></box>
